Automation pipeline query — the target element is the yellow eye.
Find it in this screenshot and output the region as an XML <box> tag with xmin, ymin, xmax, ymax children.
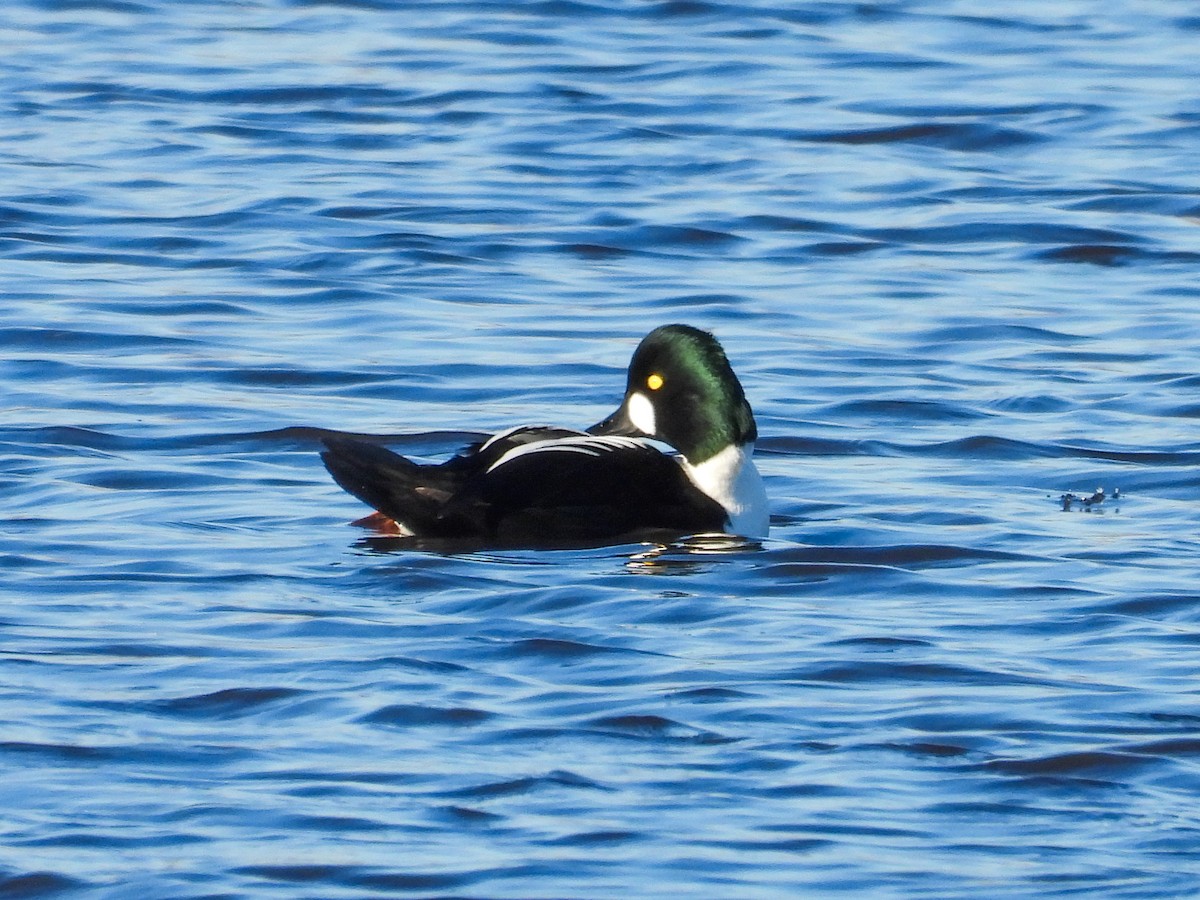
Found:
<box><xmin>646</xmin><ymin>373</ymin><xmax>664</xmax><ymax>391</ymax></box>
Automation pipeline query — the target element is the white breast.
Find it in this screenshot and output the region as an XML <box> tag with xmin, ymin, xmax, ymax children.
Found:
<box><xmin>681</xmin><ymin>443</ymin><xmax>769</xmax><ymax>538</ymax></box>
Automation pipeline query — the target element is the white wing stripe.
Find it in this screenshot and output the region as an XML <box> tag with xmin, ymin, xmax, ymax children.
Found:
<box><xmin>486</xmin><ymin>436</ymin><xmax>654</xmax><ymax>473</ymax></box>
<box><xmin>477</xmin><ymin>425</ymin><xmax>534</xmax><ymax>454</ymax></box>
<box><xmin>477</xmin><ymin>425</ymin><xmax>585</xmax><ymax>454</ymax></box>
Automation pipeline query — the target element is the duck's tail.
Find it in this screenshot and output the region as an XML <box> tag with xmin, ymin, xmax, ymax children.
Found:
<box><xmin>320</xmin><ymin>437</ymin><xmax>457</xmax><ymax>534</ymax></box>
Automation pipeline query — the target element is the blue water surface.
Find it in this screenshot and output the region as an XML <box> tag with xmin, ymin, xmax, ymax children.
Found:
<box><xmin>4</xmin><ymin>1</ymin><xmax>1200</xmax><ymax>896</ymax></box>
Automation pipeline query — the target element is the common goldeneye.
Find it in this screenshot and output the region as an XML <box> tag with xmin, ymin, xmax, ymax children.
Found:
<box><xmin>321</xmin><ymin>324</ymin><xmax>768</xmax><ymax>545</ymax></box>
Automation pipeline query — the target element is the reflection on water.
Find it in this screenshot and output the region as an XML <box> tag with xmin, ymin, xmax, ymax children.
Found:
<box><xmin>626</xmin><ymin>533</ymin><xmax>765</xmax><ymax>575</ymax></box>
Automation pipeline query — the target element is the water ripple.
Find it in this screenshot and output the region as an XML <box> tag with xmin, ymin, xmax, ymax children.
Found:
<box><xmin>5</xmin><ymin>0</ymin><xmax>1200</xmax><ymax>896</ymax></box>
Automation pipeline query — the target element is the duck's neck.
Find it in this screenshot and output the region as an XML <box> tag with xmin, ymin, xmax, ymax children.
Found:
<box><xmin>681</xmin><ymin>442</ymin><xmax>769</xmax><ymax>538</ymax></box>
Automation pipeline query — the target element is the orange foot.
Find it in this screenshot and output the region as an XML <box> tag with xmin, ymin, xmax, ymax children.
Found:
<box><xmin>351</xmin><ymin>511</ymin><xmax>404</xmax><ymax>534</ymax></box>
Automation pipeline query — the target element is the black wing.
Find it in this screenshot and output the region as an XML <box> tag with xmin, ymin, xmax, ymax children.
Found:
<box><xmin>448</xmin><ymin>438</ymin><xmax>727</xmax><ymax>541</ymax></box>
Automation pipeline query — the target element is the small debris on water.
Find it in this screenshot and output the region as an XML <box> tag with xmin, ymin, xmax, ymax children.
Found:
<box><xmin>1059</xmin><ymin>486</ymin><xmax>1121</xmax><ymax>512</ymax></box>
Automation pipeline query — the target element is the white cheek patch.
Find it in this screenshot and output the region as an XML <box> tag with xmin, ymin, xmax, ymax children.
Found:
<box><xmin>626</xmin><ymin>391</ymin><xmax>657</xmax><ymax>436</ymax></box>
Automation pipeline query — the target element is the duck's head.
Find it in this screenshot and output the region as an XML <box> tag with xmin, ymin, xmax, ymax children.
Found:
<box><xmin>588</xmin><ymin>324</ymin><xmax>757</xmax><ymax>464</ymax></box>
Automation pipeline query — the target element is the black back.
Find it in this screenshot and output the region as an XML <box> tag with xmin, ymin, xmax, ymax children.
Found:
<box><xmin>321</xmin><ymin>433</ymin><xmax>726</xmax><ymax>546</ymax></box>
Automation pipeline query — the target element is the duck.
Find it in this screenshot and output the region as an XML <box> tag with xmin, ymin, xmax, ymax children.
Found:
<box><xmin>320</xmin><ymin>324</ymin><xmax>768</xmax><ymax>546</ymax></box>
